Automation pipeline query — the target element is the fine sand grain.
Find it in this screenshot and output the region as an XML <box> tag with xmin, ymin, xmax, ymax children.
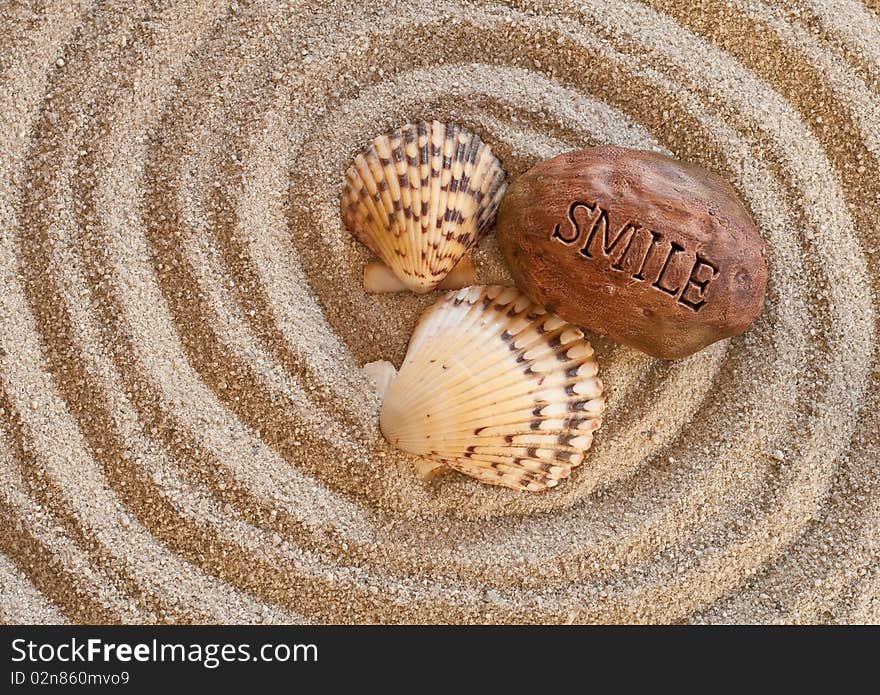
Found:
<box><xmin>1</xmin><ymin>0</ymin><xmax>878</xmax><ymax>623</ymax></box>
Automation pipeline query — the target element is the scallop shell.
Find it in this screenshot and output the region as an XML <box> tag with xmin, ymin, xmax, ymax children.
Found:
<box><xmin>341</xmin><ymin>121</ymin><xmax>507</xmax><ymax>293</ymax></box>
<box><xmin>376</xmin><ymin>285</ymin><xmax>606</xmax><ymax>492</ymax></box>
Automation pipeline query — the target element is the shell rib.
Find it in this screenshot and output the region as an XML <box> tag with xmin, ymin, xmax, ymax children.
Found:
<box><xmin>341</xmin><ymin>121</ymin><xmax>507</xmax><ymax>294</ymax></box>
<box><xmin>378</xmin><ymin>285</ymin><xmax>606</xmax><ymax>492</ymax></box>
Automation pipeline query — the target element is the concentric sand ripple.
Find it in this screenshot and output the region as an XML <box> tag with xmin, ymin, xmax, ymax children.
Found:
<box><xmin>1</xmin><ymin>0</ymin><xmax>878</xmax><ymax>623</ymax></box>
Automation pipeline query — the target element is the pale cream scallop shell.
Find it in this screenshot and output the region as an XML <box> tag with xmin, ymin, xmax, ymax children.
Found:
<box><xmin>341</xmin><ymin>121</ymin><xmax>507</xmax><ymax>294</ymax></box>
<box><xmin>371</xmin><ymin>285</ymin><xmax>606</xmax><ymax>492</ymax></box>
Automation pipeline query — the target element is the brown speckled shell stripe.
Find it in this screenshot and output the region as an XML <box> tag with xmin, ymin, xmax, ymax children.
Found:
<box><xmin>378</xmin><ymin>286</ymin><xmax>606</xmax><ymax>492</ymax></box>
<box><xmin>341</xmin><ymin>121</ymin><xmax>507</xmax><ymax>293</ymax></box>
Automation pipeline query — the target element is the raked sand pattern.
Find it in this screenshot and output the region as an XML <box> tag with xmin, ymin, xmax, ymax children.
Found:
<box><xmin>1</xmin><ymin>0</ymin><xmax>878</xmax><ymax>623</ymax></box>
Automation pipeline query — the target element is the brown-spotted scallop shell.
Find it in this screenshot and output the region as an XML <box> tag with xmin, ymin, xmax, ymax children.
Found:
<box><xmin>367</xmin><ymin>285</ymin><xmax>606</xmax><ymax>492</ymax></box>
<box><xmin>342</xmin><ymin>121</ymin><xmax>507</xmax><ymax>293</ymax></box>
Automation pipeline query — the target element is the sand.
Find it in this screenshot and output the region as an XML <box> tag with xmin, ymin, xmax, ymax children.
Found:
<box><xmin>0</xmin><ymin>0</ymin><xmax>878</xmax><ymax>624</ymax></box>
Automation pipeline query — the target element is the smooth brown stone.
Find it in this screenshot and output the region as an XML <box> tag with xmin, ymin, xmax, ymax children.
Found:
<box><xmin>497</xmin><ymin>146</ymin><xmax>768</xmax><ymax>359</ymax></box>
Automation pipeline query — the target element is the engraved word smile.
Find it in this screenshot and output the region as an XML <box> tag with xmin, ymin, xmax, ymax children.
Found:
<box><xmin>550</xmin><ymin>201</ymin><xmax>719</xmax><ymax>312</ymax></box>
